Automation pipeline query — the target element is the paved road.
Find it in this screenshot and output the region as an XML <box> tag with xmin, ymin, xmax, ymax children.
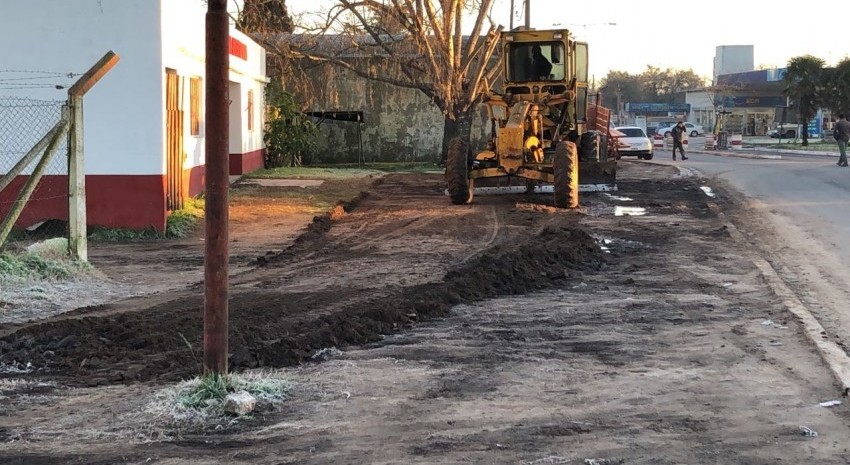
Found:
<box><xmin>647</xmin><ymin>146</ymin><xmax>850</xmax><ymax>353</ymax></box>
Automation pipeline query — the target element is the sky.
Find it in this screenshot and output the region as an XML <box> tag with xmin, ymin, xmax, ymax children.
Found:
<box><xmin>276</xmin><ymin>0</ymin><xmax>850</xmax><ymax>83</ymax></box>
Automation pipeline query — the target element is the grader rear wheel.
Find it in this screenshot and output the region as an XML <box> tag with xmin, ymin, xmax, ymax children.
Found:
<box><xmin>446</xmin><ymin>137</ymin><xmax>473</xmax><ymax>205</ymax></box>
<box><xmin>579</xmin><ymin>131</ymin><xmax>600</xmax><ymax>162</ymax></box>
<box><xmin>553</xmin><ymin>141</ymin><xmax>578</xmax><ymax>208</ymax></box>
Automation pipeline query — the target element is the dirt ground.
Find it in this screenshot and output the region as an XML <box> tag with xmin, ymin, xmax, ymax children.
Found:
<box><xmin>2</xmin><ymin>161</ymin><xmax>849</xmax><ymax>464</ymax></box>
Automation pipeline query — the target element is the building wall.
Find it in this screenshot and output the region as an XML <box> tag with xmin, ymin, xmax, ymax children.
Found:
<box><xmin>161</xmin><ymin>0</ymin><xmax>267</xmax><ymax>179</ymax></box>
<box><xmin>1</xmin><ymin>0</ymin><xmax>164</xmax><ymax>176</ymax></box>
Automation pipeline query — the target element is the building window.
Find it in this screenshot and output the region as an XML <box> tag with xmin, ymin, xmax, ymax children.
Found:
<box><xmin>190</xmin><ymin>77</ymin><xmax>202</xmax><ymax>136</ymax></box>
<box><xmin>247</xmin><ymin>89</ymin><xmax>254</xmax><ymax>131</ymax></box>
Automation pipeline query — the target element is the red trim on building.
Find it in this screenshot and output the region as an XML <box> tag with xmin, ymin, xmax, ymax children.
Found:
<box><xmin>229</xmin><ymin>37</ymin><xmax>247</xmax><ymax>60</ymax></box>
<box><xmin>186</xmin><ymin>164</ymin><xmax>206</xmax><ymax>198</ymax></box>
<box><xmin>229</xmin><ymin>148</ymin><xmax>266</xmax><ymax>175</ymax></box>
<box><xmin>0</xmin><ymin>175</ymin><xmax>167</xmax><ymax>231</ymax></box>
<box><xmin>0</xmin><ymin>165</ymin><xmax>210</xmax><ymax>233</ymax></box>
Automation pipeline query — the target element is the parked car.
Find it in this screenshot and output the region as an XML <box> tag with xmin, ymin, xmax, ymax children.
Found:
<box><xmin>614</xmin><ymin>126</ymin><xmax>653</xmax><ymax>160</ymax></box>
<box><xmin>656</xmin><ymin>122</ymin><xmax>705</xmax><ymax>138</ymax></box>
<box><xmin>768</xmin><ymin>123</ymin><xmax>800</xmax><ymax>138</ymax></box>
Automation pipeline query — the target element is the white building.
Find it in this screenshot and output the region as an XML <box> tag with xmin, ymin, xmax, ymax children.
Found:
<box><xmin>0</xmin><ymin>0</ymin><xmax>267</xmax><ymax>231</ymax></box>
<box><xmin>713</xmin><ymin>45</ymin><xmax>754</xmax><ymax>84</ymax></box>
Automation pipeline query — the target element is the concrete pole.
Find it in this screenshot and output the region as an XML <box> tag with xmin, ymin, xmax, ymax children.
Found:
<box><xmin>204</xmin><ymin>0</ymin><xmax>230</xmax><ymax>375</ymax></box>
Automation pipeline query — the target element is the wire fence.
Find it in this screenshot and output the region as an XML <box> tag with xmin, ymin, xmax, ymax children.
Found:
<box><xmin>0</xmin><ymin>96</ymin><xmax>69</xmax><ymax>249</ymax></box>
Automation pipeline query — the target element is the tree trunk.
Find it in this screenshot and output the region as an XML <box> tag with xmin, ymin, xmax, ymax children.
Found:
<box><xmin>440</xmin><ymin>111</ymin><xmax>475</xmax><ymax>164</ymax></box>
<box><xmin>802</xmin><ymin>122</ymin><xmax>809</xmax><ymax>147</ymax></box>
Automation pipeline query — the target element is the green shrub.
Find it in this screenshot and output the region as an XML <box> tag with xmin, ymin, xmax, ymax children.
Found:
<box><xmin>264</xmin><ymin>83</ymin><xmax>318</xmax><ymax>168</ymax></box>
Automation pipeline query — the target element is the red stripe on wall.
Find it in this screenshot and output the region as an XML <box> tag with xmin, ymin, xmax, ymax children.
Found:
<box><xmin>229</xmin><ymin>37</ymin><xmax>247</xmax><ymax>60</ymax></box>
<box><xmin>229</xmin><ymin>148</ymin><xmax>266</xmax><ymax>175</ymax></box>
<box><xmin>0</xmin><ymin>165</ymin><xmax>208</xmax><ymax>232</ymax></box>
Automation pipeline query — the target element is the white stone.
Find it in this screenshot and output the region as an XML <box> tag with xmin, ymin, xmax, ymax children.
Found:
<box><xmin>223</xmin><ymin>390</ymin><xmax>256</xmax><ymax>415</ymax></box>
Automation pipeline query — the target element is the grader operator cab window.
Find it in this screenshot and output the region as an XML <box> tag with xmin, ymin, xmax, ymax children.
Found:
<box><xmin>507</xmin><ymin>42</ymin><xmax>565</xmax><ymax>82</ymax></box>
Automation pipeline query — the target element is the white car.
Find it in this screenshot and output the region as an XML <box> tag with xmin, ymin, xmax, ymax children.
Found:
<box><xmin>656</xmin><ymin>122</ymin><xmax>705</xmax><ymax>138</ymax></box>
<box><xmin>614</xmin><ymin>126</ymin><xmax>653</xmax><ymax>160</ymax></box>
<box><xmin>768</xmin><ymin>123</ymin><xmax>800</xmax><ymax>138</ymax></box>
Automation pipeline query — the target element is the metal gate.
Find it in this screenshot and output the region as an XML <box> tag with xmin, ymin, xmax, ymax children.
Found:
<box><xmin>165</xmin><ymin>69</ymin><xmax>184</xmax><ymax>211</ymax></box>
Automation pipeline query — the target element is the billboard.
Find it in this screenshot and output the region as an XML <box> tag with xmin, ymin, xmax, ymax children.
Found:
<box><xmin>625</xmin><ymin>103</ymin><xmax>691</xmax><ymax>113</ymax></box>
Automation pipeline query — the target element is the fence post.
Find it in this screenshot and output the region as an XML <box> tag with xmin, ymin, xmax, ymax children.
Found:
<box><xmin>67</xmin><ymin>96</ymin><xmax>85</xmax><ymax>260</ymax></box>
<box><xmin>66</xmin><ymin>51</ymin><xmax>120</xmax><ymax>261</ymax></box>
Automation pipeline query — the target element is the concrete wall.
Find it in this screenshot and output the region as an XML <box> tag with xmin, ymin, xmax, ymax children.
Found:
<box><xmin>293</xmin><ymin>62</ymin><xmax>489</xmax><ymax>164</ymax></box>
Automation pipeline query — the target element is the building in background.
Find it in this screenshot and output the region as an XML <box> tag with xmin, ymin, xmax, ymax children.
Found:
<box><xmin>713</xmin><ymin>45</ymin><xmax>754</xmax><ymax>84</ymax></box>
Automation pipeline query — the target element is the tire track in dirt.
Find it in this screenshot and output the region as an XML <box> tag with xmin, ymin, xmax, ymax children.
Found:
<box><xmin>460</xmin><ymin>205</ymin><xmax>499</xmax><ymax>264</ymax></box>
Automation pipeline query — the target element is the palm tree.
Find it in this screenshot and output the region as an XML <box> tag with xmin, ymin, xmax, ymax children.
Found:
<box><xmin>783</xmin><ymin>55</ymin><xmax>826</xmax><ymax>146</ymax></box>
<box><xmin>828</xmin><ymin>58</ymin><xmax>850</xmax><ymax>117</ymax></box>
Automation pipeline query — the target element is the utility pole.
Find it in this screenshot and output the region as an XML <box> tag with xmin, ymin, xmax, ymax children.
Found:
<box><xmin>204</xmin><ymin>0</ymin><xmax>230</xmax><ymax>375</ymax></box>
<box><xmin>524</xmin><ymin>0</ymin><xmax>531</xmax><ymax>28</ymax></box>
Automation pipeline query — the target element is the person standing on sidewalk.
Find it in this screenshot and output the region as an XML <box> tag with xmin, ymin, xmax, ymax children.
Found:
<box><xmin>835</xmin><ymin>114</ymin><xmax>850</xmax><ymax>167</ymax></box>
<box><xmin>671</xmin><ymin>121</ymin><xmax>688</xmax><ymax>161</ymax></box>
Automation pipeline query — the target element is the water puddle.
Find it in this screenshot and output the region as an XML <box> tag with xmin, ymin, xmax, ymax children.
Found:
<box><xmin>0</xmin><ymin>362</ymin><xmax>33</xmax><ymax>374</ymax></box>
<box><xmin>604</xmin><ymin>193</ymin><xmax>634</xmax><ymax>201</ymax></box>
<box><xmin>593</xmin><ymin>235</ymin><xmax>645</xmax><ymax>254</ymax></box>
<box><xmin>614</xmin><ymin>206</ymin><xmax>647</xmax><ymax>216</ymax></box>
<box><xmin>700</xmin><ymin>186</ymin><xmax>716</xmax><ymax>198</ymax></box>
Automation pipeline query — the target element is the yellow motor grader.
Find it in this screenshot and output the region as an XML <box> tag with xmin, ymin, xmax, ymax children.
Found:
<box><xmin>445</xmin><ymin>28</ymin><xmax>617</xmax><ymax>208</ymax></box>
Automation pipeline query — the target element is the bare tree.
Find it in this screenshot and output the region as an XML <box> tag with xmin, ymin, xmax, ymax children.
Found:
<box><xmin>261</xmin><ymin>0</ymin><xmax>504</xmax><ymax>158</ymax></box>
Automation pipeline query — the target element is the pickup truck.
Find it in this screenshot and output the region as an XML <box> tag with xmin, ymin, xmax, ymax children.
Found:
<box><xmin>768</xmin><ymin>123</ymin><xmax>800</xmax><ymax>139</ymax></box>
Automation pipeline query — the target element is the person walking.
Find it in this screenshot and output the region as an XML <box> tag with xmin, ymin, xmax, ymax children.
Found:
<box><xmin>671</xmin><ymin>121</ymin><xmax>688</xmax><ymax>160</ymax></box>
<box><xmin>835</xmin><ymin>114</ymin><xmax>850</xmax><ymax>167</ymax></box>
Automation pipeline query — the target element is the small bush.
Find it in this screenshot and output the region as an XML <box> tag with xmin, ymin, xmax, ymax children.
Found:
<box><xmin>180</xmin><ymin>372</ymin><xmax>231</xmax><ymax>409</ymax></box>
<box><xmin>166</xmin><ymin>197</ymin><xmax>204</xmax><ymax>239</ymax></box>
<box><xmin>0</xmin><ymin>252</ymin><xmax>91</xmax><ymax>281</ymax></box>
<box><xmin>144</xmin><ymin>371</ymin><xmax>292</xmax><ymax>429</ymax></box>
<box><xmin>88</xmin><ymin>197</ymin><xmax>204</xmax><ymax>241</ymax></box>
<box><xmin>264</xmin><ymin>83</ymin><xmax>318</xmax><ymax>168</ymax></box>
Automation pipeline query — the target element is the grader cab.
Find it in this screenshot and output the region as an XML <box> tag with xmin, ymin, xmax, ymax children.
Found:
<box><xmin>446</xmin><ymin>28</ymin><xmax>617</xmax><ymax>207</ymax></box>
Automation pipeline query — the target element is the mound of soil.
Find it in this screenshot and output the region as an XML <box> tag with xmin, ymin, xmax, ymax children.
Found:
<box><xmin>0</xmin><ymin>226</ymin><xmax>604</xmax><ymax>386</ymax></box>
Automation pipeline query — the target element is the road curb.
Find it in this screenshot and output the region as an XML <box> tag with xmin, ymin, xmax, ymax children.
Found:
<box><xmin>688</xmin><ymin>149</ymin><xmax>782</xmax><ymax>160</ymax></box>
<box><xmin>714</xmin><ymin>209</ymin><xmax>850</xmax><ymax>396</ymax></box>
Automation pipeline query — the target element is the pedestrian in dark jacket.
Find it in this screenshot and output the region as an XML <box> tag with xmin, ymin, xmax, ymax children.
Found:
<box><xmin>835</xmin><ymin>114</ymin><xmax>850</xmax><ymax>167</ymax></box>
<box><xmin>671</xmin><ymin>121</ymin><xmax>688</xmax><ymax>160</ymax></box>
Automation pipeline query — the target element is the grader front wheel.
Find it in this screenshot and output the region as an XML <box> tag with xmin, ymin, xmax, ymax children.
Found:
<box><xmin>553</xmin><ymin>141</ymin><xmax>578</xmax><ymax>208</ymax></box>
<box><xmin>446</xmin><ymin>137</ymin><xmax>473</xmax><ymax>205</ymax></box>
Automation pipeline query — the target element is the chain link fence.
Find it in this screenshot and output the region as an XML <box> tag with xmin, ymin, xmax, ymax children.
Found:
<box><xmin>0</xmin><ymin>96</ymin><xmax>69</xmax><ymax>250</ymax></box>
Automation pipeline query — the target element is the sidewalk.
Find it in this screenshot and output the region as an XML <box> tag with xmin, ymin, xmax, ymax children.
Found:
<box><xmin>682</xmin><ymin>142</ymin><xmax>840</xmax><ymax>160</ymax></box>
